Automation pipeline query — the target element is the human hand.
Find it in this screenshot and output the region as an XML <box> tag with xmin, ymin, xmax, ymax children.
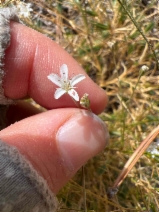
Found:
<box><xmin>0</xmin><ymin>22</ymin><xmax>109</xmax><ymax>210</ymax></box>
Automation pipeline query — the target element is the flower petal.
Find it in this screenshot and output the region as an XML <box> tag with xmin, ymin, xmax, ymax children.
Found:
<box><xmin>54</xmin><ymin>88</ymin><xmax>66</xmax><ymax>99</ymax></box>
<box><xmin>60</xmin><ymin>64</ymin><xmax>68</xmax><ymax>81</ymax></box>
<box><xmin>70</xmin><ymin>74</ymin><xmax>86</xmax><ymax>86</ymax></box>
<box><xmin>68</xmin><ymin>89</ymin><xmax>79</xmax><ymax>101</ymax></box>
<box><xmin>47</xmin><ymin>74</ymin><xmax>62</xmax><ymax>87</ymax></box>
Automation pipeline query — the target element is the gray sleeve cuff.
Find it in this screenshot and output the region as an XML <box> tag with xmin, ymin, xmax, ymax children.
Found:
<box><xmin>0</xmin><ymin>140</ymin><xmax>58</xmax><ymax>212</ymax></box>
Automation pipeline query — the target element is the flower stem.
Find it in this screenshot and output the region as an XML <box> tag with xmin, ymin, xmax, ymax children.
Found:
<box><xmin>70</xmin><ymin>95</ymin><xmax>87</xmax><ymax>211</ymax></box>
<box><xmin>82</xmin><ymin>165</ymin><xmax>87</xmax><ymax>212</ymax></box>
<box><xmin>70</xmin><ymin>96</ymin><xmax>80</xmax><ymax>108</ymax></box>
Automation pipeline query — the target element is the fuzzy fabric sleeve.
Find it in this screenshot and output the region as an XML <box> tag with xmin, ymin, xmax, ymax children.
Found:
<box><xmin>0</xmin><ymin>7</ymin><xmax>58</xmax><ymax>211</ymax></box>
<box><xmin>0</xmin><ymin>140</ymin><xmax>58</xmax><ymax>212</ymax></box>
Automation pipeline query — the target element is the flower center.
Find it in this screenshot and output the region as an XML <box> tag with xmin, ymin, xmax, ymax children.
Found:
<box><xmin>62</xmin><ymin>80</ymin><xmax>72</xmax><ymax>92</ymax></box>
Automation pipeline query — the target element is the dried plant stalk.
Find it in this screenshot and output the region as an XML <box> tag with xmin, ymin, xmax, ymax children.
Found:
<box><xmin>108</xmin><ymin>125</ymin><xmax>159</xmax><ymax>198</ymax></box>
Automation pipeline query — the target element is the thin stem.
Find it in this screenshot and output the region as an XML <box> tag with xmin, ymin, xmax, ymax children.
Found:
<box><xmin>117</xmin><ymin>0</ymin><xmax>159</xmax><ymax>70</ymax></box>
<box><xmin>82</xmin><ymin>165</ymin><xmax>87</xmax><ymax>212</ymax></box>
<box><xmin>129</xmin><ymin>69</ymin><xmax>145</xmax><ymax>102</ymax></box>
<box><xmin>110</xmin><ymin>125</ymin><xmax>159</xmax><ymax>193</ymax></box>
<box><xmin>70</xmin><ymin>95</ymin><xmax>87</xmax><ymax>211</ymax></box>
<box><xmin>70</xmin><ymin>96</ymin><xmax>80</xmax><ymax>108</ymax></box>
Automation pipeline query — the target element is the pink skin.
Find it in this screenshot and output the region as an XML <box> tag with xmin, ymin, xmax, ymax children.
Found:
<box><xmin>0</xmin><ymin>22</ymin><xmax>109</xmax><ymax>194</ymax></box>
<box><xmin>4</xmin><ymin>22</ymin><xmax>108</xmax><ymax>114</ymax></box>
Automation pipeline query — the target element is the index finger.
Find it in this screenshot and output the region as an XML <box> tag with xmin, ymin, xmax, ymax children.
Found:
<box><xmin>4</xmin><ymin>22</ymin><xmax>108</xmax><ymax>114</ymax></box>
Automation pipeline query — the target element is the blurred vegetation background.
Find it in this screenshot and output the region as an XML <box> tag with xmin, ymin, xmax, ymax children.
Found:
<box><xmin>22</xmin><ymin>0</ymin><xmax>159</xmax><ymax>211</ymax></box>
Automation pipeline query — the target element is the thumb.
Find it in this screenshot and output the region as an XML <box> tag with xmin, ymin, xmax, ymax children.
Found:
<box><xmin>0</xmin><ymin>108</ymin><xmax>109</xmax><ymax>193</ymax></box>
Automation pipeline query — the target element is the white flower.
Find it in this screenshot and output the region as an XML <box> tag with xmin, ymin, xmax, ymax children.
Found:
<box><xmin>107</xmin><ymin>41</ymin><xmax>115</xmax><ymax>48</ymax></box>
<box><xmin>47</xmin><ymin>64</ymin><xmax>86</xmax><ymax>101</ymax></box>
<box><xmin>17</xmin><ymin>2</ymin><xmax>33</xmax><ymax>18</ymax></box>
<box><xmin>141</xmin><ymin>65</ymin><xmax>149</xmax><ymax>72</ymax></box>
<box><xmin>147</xmin><ymin>139</ymin><xmax>159</xmax><ymax>158</ymax></box>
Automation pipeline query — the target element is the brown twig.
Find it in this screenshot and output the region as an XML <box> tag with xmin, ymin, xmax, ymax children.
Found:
<box><xmin>108</xmin><ymin>125</ymin><xmax>159</xmax><ymax>198</ymax></box>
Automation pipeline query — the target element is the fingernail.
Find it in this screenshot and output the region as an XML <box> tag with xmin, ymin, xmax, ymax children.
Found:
<box><xmin>56</xmin><ymin>110</ymin><xmax>109</xmax><ymax>172</ymax></box>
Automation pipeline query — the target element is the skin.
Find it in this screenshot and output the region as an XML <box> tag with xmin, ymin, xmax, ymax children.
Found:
<box><xmin>0</xmin><ymin>22</ymin><xmax>109</xmax><ymax>194</ymax></box>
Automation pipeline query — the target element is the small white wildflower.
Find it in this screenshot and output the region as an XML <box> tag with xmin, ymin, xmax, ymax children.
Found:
<box><xmin>47</xmin><ymin>64</ymin><xmax>86</xmax><ymax>101</ymax></box>
<box><xmin>141</xmin><ymin>65</ymin><xmax>149</xmax><ymax>72</ymax></box>
<box><xmin>147</xmin><ymin>139</ymin><xmax>159</xmax><ymax>158</ymax></box>
<box><xmin>107</xmin><ymin>41</ymin><xmax>115</xmax><ymax>48</ymax></box>
<box><xmin>17</xmin><ymin>2</ymin><xmax>32</xmax><ymax>18</ymax></box>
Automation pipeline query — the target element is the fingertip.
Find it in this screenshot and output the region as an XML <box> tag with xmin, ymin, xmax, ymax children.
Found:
<box><xmin>3</xmin><ymin>22</ymin><xmax>108</xmax><ymax>114</ymax></box>
<box><xmin>90</xmin><ymin>86</ymin><xmax>108</xmax><ymax>114</ymax></box>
